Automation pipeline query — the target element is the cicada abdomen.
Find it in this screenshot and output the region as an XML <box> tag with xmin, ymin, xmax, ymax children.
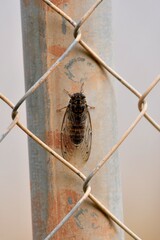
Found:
<box><xmin>61</xmin><ymin>87</ymin><xmax>92</xmax><ymax>162</ymax></box>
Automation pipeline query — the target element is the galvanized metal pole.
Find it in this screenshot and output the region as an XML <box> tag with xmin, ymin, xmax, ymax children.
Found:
<box><xmin>21</xmin><ymin>0</ymin><xmax>123</xmax><ymax>239</ymax></box>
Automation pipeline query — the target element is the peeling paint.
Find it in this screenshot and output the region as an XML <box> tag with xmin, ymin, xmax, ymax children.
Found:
<box><xmin>23</xmin><ymin>0</ymin><xmax>43</xmax><ymax>7</ymax></box>
<box><xmin>50</xmin><ymin>0</ymin><xmax>70</xmax><ymax>6</ymax></box>
<box><xmin>47</xmin><ymin>189</ymin><xmax>79</xmax><ymax>239</ymax></box>
<box><xmin>62</xmin><ymin>17</ymin><xmax>67</xmax><ymax>34</ymax></box>
<box><xmin>64</xmin><ymin>57</ymin><xmax>87</xmax><ymax>82</ymax></box>
<box><xmin>46</xmin><ymin>129</ymin><xmax>61</xmax><ymax>149</ymax></box>
<box><xmin>68</xmin><ymin>196</ymin><xmax>73</xmax><ymax>205</ymax></box>
<box><xmin>23</xmin><ymin>0</ymin><xmax>30</xmax><ymax>7</ymax></box>
<box><xmin>74</xmin><ymin>208</ymin><xmax>88</xmax><ymax>229</ymax></box>
<box><xmin>92</xmin><ymin>222</ymin><xmax>100</xmax><ymax>229</ymax></box>
<box><xmin>49</xmin><ymin>45</ymin><xmax>66</xmax><ymax>58</ymax></box>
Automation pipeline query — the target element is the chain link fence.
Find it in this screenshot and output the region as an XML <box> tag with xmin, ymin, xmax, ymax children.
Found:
<box><xmin>0</xmin><ymin>0</ymin><xmax>159</xmax><ymax>239</ymax></box>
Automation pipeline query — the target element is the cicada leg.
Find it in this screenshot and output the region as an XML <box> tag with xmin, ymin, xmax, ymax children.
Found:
<box><xmin>57</xmin><ymin>106</ymin><xmax>67</xmax><ymax>112</ymax></box>
<box><xmin>87</xmin><ymin>105</ymin><xmax>95</xmax><ymax>109</ymax></box>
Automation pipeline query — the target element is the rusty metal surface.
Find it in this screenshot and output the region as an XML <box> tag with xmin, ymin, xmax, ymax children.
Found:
<box><xmin>43</xmin><ymin>0</ymin><xmax>121</xmax><ymax>239</ymax></box>
<box><xmin>0</xmin><ymin>0</ymin><xmax>160</xmax><ymax>240</ymax></box>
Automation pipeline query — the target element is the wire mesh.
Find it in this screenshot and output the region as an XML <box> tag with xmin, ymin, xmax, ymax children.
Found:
<box><xmin>0</xmin><ymin>0</ymin><xmax>159</xmax><ymax>239</ymax></box>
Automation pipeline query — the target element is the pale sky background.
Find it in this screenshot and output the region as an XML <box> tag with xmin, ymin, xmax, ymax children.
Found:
<box><xmin>0</xmin><ymin>1</ymin><xmax>160</xmax><ymax>240</ymax></box>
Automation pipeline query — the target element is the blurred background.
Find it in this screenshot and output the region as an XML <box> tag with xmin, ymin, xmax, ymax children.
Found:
<box><xmin>0</xmin><ymin>1</ymin><xmax>159</xmax><ymax>239</ymax></box>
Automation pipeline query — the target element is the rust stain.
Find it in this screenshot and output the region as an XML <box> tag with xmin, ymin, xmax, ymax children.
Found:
<box><xmin>23</xmin><ymin>0</ymin><xmax>30</xmax><ymax>6</ymax></box>
<box><xmin>71</xmin><ymin>84</ymin><xmax>80</xmax><ymax>93</ymax></box>
<box><xmin>50</xmin><ymin>0</ymin><xmax>70</xmax><ymax>6</ymax></box>
<box><xmin>49</xmin><ymin>45</ymin><xmax>66</xmax><ymax>57</ymax></box>
<box><xmin>47</xmin><ymin>189</ymin><xmax>79</xmax><ymax>239</ymax></box>
<box><xmin>23</xmin><ymin>0</ymin><xmax>46</xmax><ymax>9</ymax></box>
<box><xmin>46</xmin><ymin>188</ymin><xmax>115</xmax><ymax>239</ymax></box>
<box><xmin>46</xmin><ymin>129</ymin><xmax>61</xmax><ymax>149</ymax></box>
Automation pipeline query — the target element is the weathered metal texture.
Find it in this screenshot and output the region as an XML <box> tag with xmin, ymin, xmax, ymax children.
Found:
<box><xmin>21</xmin><ymin>1</ymin><xmax>48</xmax><ymax>238</ymax></box>
<box><xmin>21</xmin><ymin>0</ymin><xmax>123</xmax><ymax>239</ymax></box>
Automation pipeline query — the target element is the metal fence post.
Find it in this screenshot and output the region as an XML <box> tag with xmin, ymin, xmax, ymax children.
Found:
<box><xmin>20</xmin><ymin>0</ymin><xmax>123</xmax><ymax>239</ymax></box>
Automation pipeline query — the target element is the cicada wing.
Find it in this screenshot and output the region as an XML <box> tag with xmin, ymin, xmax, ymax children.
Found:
<box><xmin>61</xmin><ymin>109</ymin><xmax>74</xmax><ymax>161</ymax></box>
<box><xmin>61</xmin><ymin>109</ymin><xmax>92</xmax><ymax>163</ymax></box>
<box><xmin>77</xmin><ymin>110</ymin><xmax>92</xmax><ymax>162</ymax></box>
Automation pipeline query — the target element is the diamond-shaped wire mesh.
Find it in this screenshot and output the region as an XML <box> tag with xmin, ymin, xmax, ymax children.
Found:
<box><xmin>0</xmin><ymin>0</ymin><xmax>159</xmax><ymax>240</ymax></box>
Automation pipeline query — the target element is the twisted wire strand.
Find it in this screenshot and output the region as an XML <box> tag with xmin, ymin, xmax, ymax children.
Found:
<box><xmin>0</xmin><ymin>94</ymin><xmax>19</xmax><ymax>143</ymax></box>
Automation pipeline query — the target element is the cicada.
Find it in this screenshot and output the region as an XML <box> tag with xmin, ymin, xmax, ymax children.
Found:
<box><xmin>59</xmin><ymin>84</ymin><xmax>92</xmax><ymax>162</ymax></box>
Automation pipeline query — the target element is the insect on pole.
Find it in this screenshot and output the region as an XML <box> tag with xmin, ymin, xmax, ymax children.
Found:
<box><xmin>21</xmin><ymin>0</ymin><xmax>123</xmax><ymax>239</ymax></box>
<box><xmin>60</xmin><ymin>83</ymin><xmax>93</xmax><ymax>163</ymax></box>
